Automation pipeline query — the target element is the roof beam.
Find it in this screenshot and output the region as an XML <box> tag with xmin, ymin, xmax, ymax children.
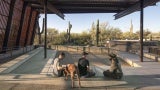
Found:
<box><xmin>23</xmin><ymin>0</ymin><xmax>38</xmax><ymax>4</ymax></box>
<box><xmin>37</xmin><ymin>8</ymin><xmax>123</xmax><ymax>14</ymax></box>
<box><xmin>38</xmin><ymin>0</ymin><xmax>65</xmax><ymax>19</ymax></box>
<box><xmin>114</xmin><ymin>0</ymin><xmax>160</xmax><ymax>19</ymax></box>
<box><xmin>51</xmin><ymin>0</ymin><xmax>138</xmax><ymax>4</ymax></box>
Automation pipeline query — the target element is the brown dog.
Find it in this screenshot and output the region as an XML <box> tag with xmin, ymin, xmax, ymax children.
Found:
<box><xmin>63</xmin><ymin>64</ymin><xmax>81</xmax><ymax>88</ymax></box>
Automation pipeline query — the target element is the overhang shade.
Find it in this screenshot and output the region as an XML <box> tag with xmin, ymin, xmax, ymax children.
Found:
<box><xmin>24</xmin><ymin>0</ymin><xmax>160</xmax><ymax>19</ymax></box>
<box><xmin>38</xmin><ymin>0</ymin><xmax>65</xmax><ymax>19</ymax></box>
<box><xmin>114</xmin><ymin>0</ymin><xmax>160</xmax><ymax>19</ymax></box>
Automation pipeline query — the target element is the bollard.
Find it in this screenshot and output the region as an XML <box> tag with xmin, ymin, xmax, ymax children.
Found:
<box><xmin>108</xmin><ymin>48</ymin><xmax>110</xmax><ymax>55</ymax></box>
<box><xmin>10</xmin><ymin>48</ymin><xmax>13</xmax><ymax>57</ymax></box>
<box><xmin>57</xmin><ymin>46</ymin><xmax>58</xmax><ymax>50</ymax></box>
<box><xmin>77</xmin><ymin>46</ymin><xmax>78</xmax><ymax>52</ymax></box>
<box><xmin>23</xmin><ymin>47</ymin><xmax>24</xmax><ymax>53</ymax></box>
<box><xmin>100</xmin><ymin>48</ymin><xmax>102</xmax><ymax>54</ymax></box>
<box><xmin>88</xmin><ymin>47</ymin><xmax>90</xmax><ymax>52</ymax></box>
<box><xmin>83</xmin><ymin>47</ymin><xmax>86</xmax><ymax>52</ymax></box>
<box><xmin>26</xmin><ymin>47</ymin><xmax>27</xmax><ymax>52</ymax></box>
<box><xmin>155</xmin><ymin>56</ymin><xmax>158</xmax><ymax>62</ymax></box>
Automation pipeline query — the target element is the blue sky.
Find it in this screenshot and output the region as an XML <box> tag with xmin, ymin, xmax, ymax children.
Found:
<box><xmin>39</xmin><ymin>2</ymin><xmax>160</xmax><ymax>33</ymax></box>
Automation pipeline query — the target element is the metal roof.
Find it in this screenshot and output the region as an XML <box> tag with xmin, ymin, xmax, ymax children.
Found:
<box><xmin>24</xmin><ymin>0</ymin><xmax>160</xmax><ymax>19</ymax></box>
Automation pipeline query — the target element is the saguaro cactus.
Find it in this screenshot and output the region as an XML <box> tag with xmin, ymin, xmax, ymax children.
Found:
<box><xmin>67</xmin><ymin>21</ymin><xmax>72</xmax><ymax>44</ymax></box>
<box><xmin>96</xmin><ymin>19</ymin><xmax>100</xmax><ymax>46</ymax></box>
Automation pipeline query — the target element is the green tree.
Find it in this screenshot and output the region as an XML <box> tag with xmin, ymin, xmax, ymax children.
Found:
<box><xmin>111</xmin><ymin>27</ymin><xmax>123</xmax><ymax>40</ymax></box>
<box><xmin>47</xmin><ymin>28</ymin><xmax>59</xmax><ymax>45</ymax></box>
<box><xmin>122</xmin><ymin>31</ymin><xmax>139</xmax><ymax>40</ymax></box>
<box><xmin>135</xmin><ymin>29</ymin><xmax>152</xmax><ymax>40</ymax></box>
<box><xmin>90</xmin><ymin>21</ymin><xmax>123</xmax><ymax>46</ymax></box>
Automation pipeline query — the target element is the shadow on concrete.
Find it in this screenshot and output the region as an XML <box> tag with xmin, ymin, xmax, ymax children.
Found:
<box><xmin>105</xmin><ymin>74</ymin><xmax>160</xmax><ymax>89</ymax></box>
<box><xmin>10</xmin><ymin>50</ymin><xmax>54</xmax><ymax>74</ymax></box>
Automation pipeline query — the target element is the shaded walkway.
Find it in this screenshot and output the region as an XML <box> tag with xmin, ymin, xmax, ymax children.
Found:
<box><xmin>10</xmin><ymin>49</ymin><xmax>55</xmax><ymax>74</ymax></box>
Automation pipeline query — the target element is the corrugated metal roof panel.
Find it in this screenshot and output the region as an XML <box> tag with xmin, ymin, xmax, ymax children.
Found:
<box><xmin>25</xmin><ymin>0</ymin><xmax>139</xmax><ymax>13</ymax></box>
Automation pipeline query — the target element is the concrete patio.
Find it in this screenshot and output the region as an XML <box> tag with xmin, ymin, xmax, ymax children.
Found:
<box><xmin>0</xmin><ymin>47</ymin><xmax>160</xmax><ymax>90</ymax></box>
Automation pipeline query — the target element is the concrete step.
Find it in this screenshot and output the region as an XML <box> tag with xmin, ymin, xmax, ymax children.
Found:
<box><xmin>0</xmin><ymin>81</ymin><xmax>134</xmax><ymax>90</ymax></box>
<box><xmin>0</xmin><ymin>73</ymin><xmax>123</xmax><ymax>81</ymax></box>
<box><xmin>0</xmin><ymin>74</ymin><xmax>128</xmax><ymax>89</ymax></box>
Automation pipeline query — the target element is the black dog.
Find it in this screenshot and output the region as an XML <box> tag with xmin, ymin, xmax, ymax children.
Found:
<box><xmin>103</xmin><ymin>53</ymin><xmax>123</xmax><ymax>79</ymax></box>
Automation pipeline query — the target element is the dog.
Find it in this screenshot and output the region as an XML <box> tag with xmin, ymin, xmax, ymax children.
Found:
<box><xmin>103</xmin><ymin>53</ymin><xmax>123</xmax><ymax>79</ymax></box>
<box><xmin>63</xmin><ymin>64</ymin><xmax>81</xmax><ymax>88</ymax></box>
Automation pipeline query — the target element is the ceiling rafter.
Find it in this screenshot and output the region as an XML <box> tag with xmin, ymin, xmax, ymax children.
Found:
<box><xmin>24</xmin><ymin>0</ymin><xmax>65</xmax><ymax>19</ymax></box>
<box><xmin>39</xmin><ymin>0</ymin><xmax>64</xmax><ymax>19</ymax></box>
<box><xmin>24</xmin><ymin>0</ymin><xmax>160</xmax><ymax>19</ymax></box>
<box><xmin>114</xmin><ymin>0</ymin><xmax>160</xmax><ymax>19</ymax></box>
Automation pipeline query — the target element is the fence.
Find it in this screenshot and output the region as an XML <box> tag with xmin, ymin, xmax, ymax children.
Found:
<box><xmin>51</xmin><ymin>45</ymin><xmax>118</xmax><ymax>55</ymax></box>
<box><xmin>0</xmin><ymin>45</ymin><xmax>36</xmax><ymax>60</ymax></box>
<box><xmin>52</xmin><ymin>45</ymin><xmax>160</xmax><ymax>62</ymax></box>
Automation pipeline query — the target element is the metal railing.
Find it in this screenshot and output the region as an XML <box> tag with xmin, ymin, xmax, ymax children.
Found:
<box><xmin>0</xmin><ymin>45</ymin><xmax>37</xmax><ymax>60</ymax></box>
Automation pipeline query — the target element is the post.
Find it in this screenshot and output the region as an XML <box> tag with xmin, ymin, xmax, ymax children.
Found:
<box><xmin>23</xmin><ymin>47</ymin><xmax>24</xmax><ymax>53</ymax></box>
<box><xmin>88</xmin><ymin>47</ymin><xmax>90</xmax><ymax>52</ymax></box>
<box><xmin>83</xmin><ymin>47</ymin><xmax>86</xmax><ymax>52</ymax></box>
<box><xmin>140</xmin><ymin>0</ymin><xmax>144</xmax><ymax>62</ymax></box>
<box><xmin>100</xmin><ymin>48</ymin><xmax>102</xmax><ymax>54</ymax></box>
<box><xmin>77</xmin><ymin>46</ymin><xmax>78</xmax><ymax>52</ymax></box>
<box><xmin>108</xmin><ymin>47</ymin><xmax>110</xmax><ymax>54</ymax></box>
<box><xmin>10</xmin><ymin>47</ymin><xmax>13</xmax><ymax>57</ymax></box>
<box><xmin>44</xmin><ymin>0</ymin><xmax>47</xmax><ymax>58</ymax></box>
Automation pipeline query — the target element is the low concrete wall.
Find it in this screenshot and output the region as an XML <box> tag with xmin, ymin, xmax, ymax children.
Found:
<box><xmin>117</xmin><ymin>54</ymin><xmax>141</xmax><ymax>67</ymax></box>
<box><xmin>144</xmin><ymin>53</ymin><xmax>160</xmax><ymax>62</ymax></box>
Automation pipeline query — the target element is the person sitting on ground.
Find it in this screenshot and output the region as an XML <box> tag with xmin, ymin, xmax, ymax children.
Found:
<box><xmin>53</xmin><ymin>52</ymin><xmax>66</xmax><ymax>77</ymax></box>
<box><xmin>103</xmin><ymin>53</ymin><xmax>123</xmax><ymax>79</ymax></box>
<box><xmin>78</xmin><ymin>52</ymin><xmax>95</xmax><ymax>78</ymax></box>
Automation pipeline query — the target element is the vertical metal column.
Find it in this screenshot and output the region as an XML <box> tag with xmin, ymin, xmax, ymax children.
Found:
<box><xmin>140</xmin><ymin>0</ymin><xmax>144</xmax><ymax>62</ymax></box>
<box><xmin>44</xmin><ymin>0</ymin><xmax>47</xmax><ymax>58</ymax></box>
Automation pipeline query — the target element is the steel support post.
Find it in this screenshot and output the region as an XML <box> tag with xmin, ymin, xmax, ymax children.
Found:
<box><xmin>44</xmin><ymin>0</ymin><xmax>47</xmax><ymax>58</ymax></box>
<box><xmin>140</xmin><ymin>0</ymin><xmax>144</xmax><ymax>62</ymax></box>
